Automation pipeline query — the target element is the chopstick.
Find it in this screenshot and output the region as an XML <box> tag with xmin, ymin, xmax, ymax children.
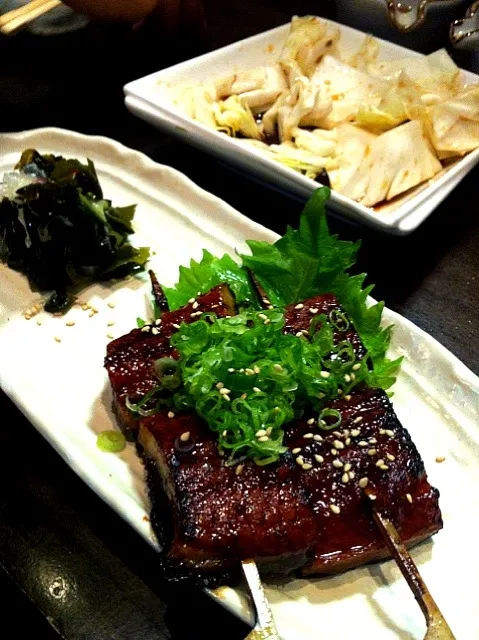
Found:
<box><xmin>242</xmin><ymin>559</ymin><xmax>280</xmax><ymax>640</ymax></box>
<box><xmin>369</xmin><ymin>499</ymin><xmax>456</xmax><ymax>640</ymax></box>
<box><xmin>0</xmin><ymin>0</ymin><xmax>62</xmax><ymax>36</ymax></box>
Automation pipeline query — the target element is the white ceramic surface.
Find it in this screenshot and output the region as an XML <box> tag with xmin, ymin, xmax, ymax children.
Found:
<box><xmin>1</xmin><ymin>128</ymin><xmax>478</xmax><ymax>639</ymax></box>
<box><xmin>124</xmin><ymin>17</ymin><xmax>479</xmax><ymax>235</ymax></box>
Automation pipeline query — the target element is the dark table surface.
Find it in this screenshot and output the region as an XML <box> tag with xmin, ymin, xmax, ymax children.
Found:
<box><xmin>1</xmin><ymin>1</ymin><xmax>479</xmax><ymax>638</ymax></box>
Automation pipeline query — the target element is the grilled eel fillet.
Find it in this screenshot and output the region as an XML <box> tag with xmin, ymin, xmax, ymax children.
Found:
<box><xmin>105</xmin><ymin>287</ymin><xmax>442</xmax><ymax>585</ymax></box>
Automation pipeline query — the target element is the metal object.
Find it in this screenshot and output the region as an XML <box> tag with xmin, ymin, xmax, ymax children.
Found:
<box><xmin>242</xmin><ymin>559</ymin><xmax>280</xmax><ymax>640</ymax></box>
<box><xmin>386</xmin><ymin>0</ymin><xmax>460</xmax><ymax>32</ymax></box>
<box><xmin>372</xmin><ymin>509</ymin><xmax>456</xmax><ymax>640</ymax></box>
<box><xmin>450</xmin><ymin>1</ymin><xmax>479</xmax><ymax>48</ymax></box>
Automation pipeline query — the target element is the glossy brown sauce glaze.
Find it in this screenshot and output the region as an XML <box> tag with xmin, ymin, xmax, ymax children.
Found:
<box><xmin>104</xmin><ymin>284</ymin><xmax>236</xmax><ymax>434</ymax></box>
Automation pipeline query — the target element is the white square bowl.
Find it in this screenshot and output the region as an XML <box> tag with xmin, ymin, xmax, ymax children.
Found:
<box><xmin>124</xmin><ymin>18</ymin><xmax>479</xmax><ymax>235</ymax></box>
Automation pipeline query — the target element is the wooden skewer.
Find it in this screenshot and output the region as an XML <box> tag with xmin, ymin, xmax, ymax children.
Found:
<box><xmin>371</xmin><ymin>505</ymin><xmax>456</xmax><ymax>640</ymax></box>
<box><xmin>241</xmin><ymin>559</ymin><xmax>280</xmax><ymax>640</ymax></box>
<box><xmin>0</xmin><ymin>0</ymin><xmax>62</xmax><ymax>36</ymax></box>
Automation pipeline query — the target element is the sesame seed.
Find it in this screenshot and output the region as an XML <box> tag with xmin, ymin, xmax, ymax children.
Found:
<box><xmin>222</xmin><ymin>430</ymin><xmax>228</xmax><ymax>437</ymax></box>
<box><xmin>292</xmin><ymin>448</ymin><xmax>302</xmax><ymax>454</ymax></box>
<box><xmin>330</xmin><ymin>504</ymin><xmax>341</xmax><ymax>514</ymax></box>
<box><xmin>141</xmin><ymin>326</ymin><xmax>151</xmax><ymax>333</ymax></box>
<box><xmin>66</xmin><ymin>321</ymin><xmax>75</xmax><ymax>327</ymax></box>
<box><xmin>350</xmin><ymin>373</ymin><xmax>356</xmax><ymax>381</ymax></box>
<box><xmin>274</xmin><ymin>406</ymin><xmax>280</xmax><ymax>413</ymax></box>
<box><xmin>107</xmin><ymin>302</ymin><xmax>115</xmax><ymax>308</ymax></box>
<box><xmin>36</xmin><ymin>319</ymin><xmax>42</xmax><ymax>326</ymax></box>
<box><xmin>351</xmin><ymin>429</ymin><xmax>360</xmax><ymax>437</ymax></box>
<box><xmin>318</xmin><ymin>392</ymin><xmax>325</xmax><ymax>399</ymax></box>
<box><xmin>253</xmin><ymin>365</ymin><xmax>261</xmax><ymax>374</ymax></box>
<box><xmin>352</xmin><ymin>363</ymin><xmax>361</xmax><ymax>371</ymax></box>
<box><xmin>236</xmin><ymin>464</ymin><xmax>244</xmax><ymax>476</ymax></box>
<box><xmin>219</xmin><ymin>387</ymin><xmax>231</xmax><ymax>395</ymax></box>
<box><xmin>295</xmin><ymin>331</ymin><xmax>303</xmax><ymax>338</ymax></box>
<box><xmin>151</xmin><ymin>327</ymin><xmax>159</xmax><ymax>335</ymax></box>
<box><xmin>435</xmin><ymin>456</ymin><xmax>446</xmax><ymax>463</ymax></box>
<box><xmin>331</xmin><ymin>448</ymin><xmax>338</xmax><ymax>455</ymax></box>
<box><xmin>380</xmin><ymin>464</ymin><xmax>389</xmax><ymax>471</ymax></box>
<box><xmin>216</xmin><ymin>382</ymin><xmax>224</xmax><ymax>389</ymax></box>
<box><xmin>349</xmin><ymin>471</ymin><xmax>355</xmax><ymax>479</ymax></box>
<box><xmin>239</xmin><ymin>369</ymin><xmax>245</xmax><ymax>373</ymax></box>
<box><xmin>188</xmin><ymin>297</ymin><xmax>195</xmax><ymax>304</ymax></box>
<box><xmin>379</xmin><ymin>429</ymin><xmax>386</xmax><ymax>435</ymax></box>
<box><xmin>223</xmin><ymin>394</ymin><xmax>231</xmax><ymax>402</ymax></box>
<box><xmin>245</xmin><ymin>368</ymin><xmax>254</xmax><ymax>375</ymax></box>
<box><xmin>263</xmin><ymin>319</ymin><xmax>271</xmax><ymax>325</ymax></box>
<box><xmin>294</xmin><ymin>303</ymin><xmax>304</xmax><ymax>310</ymax></box>
<box><xmin>309</xmin><ymin>308</ymin><xmax>319</xmax><ymax>315</ymax></box>
<box><xmin>241</xmin><ymin>393</ymin><xmax>248</xmax><ymax>400</ymax></box>
<box><xmin>54</xmin><ymin>336</ymin><xmax>61</xmax><ymax>343</ymax></box>
<box><xmin>342</xmin><ymin>473</ymin><xmax>350</xmax><ymax>483</ymax></box>
<box><xmin>406</xmin><ymin>493</ymin><xmax>413</xmax><ymax>503</ymax></box>
<box><xmin>168</xmin><ymin>411</ymin><xmax>175</xmax><ymax>418</ymax></box>
<box><xmin>369</xmin><ymin>437</ymin><xmax>377</xmax><ymax>444</ymax></box>
<box><xmin>368</xmin><ymin>494</ymin><xmax>377</xmax><ymax>501</ymax></box>
<box><xmin>302</xmin><ymin>463</ymin><xmax>313</xmax><ymax>470</ymax></box>
<box><xmin>333</xmin><ymin>440</ymin><xmax>344</xmax><ymax>450</ymax></box>
<box><xmin>343</xmin><ymin>463</ymin><xmax>352</xmax><ymax>472</ymax></box>
<box><xmin>320</xmin><ymin>371</ymin><xmax>330</xmax><ymax>379</ymax></box>
<box><xmin>258</xmin><ymin>436</ymin><xmax>269</xmax><ymax>442</ymax></box>
<box><xmin>107</xmin><ymin>321</ymin><xmax>115</xmax><ymax>327</ymax></box>
<box><xmin>385</xmin><ymin>429</ymin><xmax>395</xmax><ymax>437</ymax></box>
<box><xmin>304</xmin><ymin>433</ymin><xmax>314</xmax><ymax>439</ymax></box>
<box><xmin>258</xmin><ymin>313</ymin><xmax>267</xmax><ymax>320</ymax></box>
<box><xmin>155</xmin><ymin>319</ymin><xmax>162</xmax><ymax>325</ymax></box>
<box><xmin>267</xmin><ymin>305</ymin><xmax>274</xmax><ymax>310</ymax></box>
<box><xmin>107</xmin><ymin>333</ymin><xmax>114</xmax><ymax>339</ymax></box>
<box><xmin>358</xmin><ymin>477</ymin><xmax>369</xmax><ymax>488</ymax></box>
<box><xmin>307</xmin><ymin>418</ymin><xmax>315</xmax><ymax>425</ymax></box>
<box><xmin>332</xmin><ymin>459</ymin><xmax>343</xmax><ymax>468</ymax></box>
<box><xmin>273</xmin><ymin>364</ymin><xmax>283</xmax><ymax>372</ymax></box>
<box><xmin>353</xmin><ymin>417</ymin><xmax>363</xmax><ymax>424</ymax></box>
<box><xmin>253</xmin><ymin>387</ymin><xmax>261</xmax><ymax>393</ymax></box>
<box><xmin>345</xmin><ymin>438</ymin><xmax>351</xmax><ymax>446</ymax></box>
<box><xmin>367</xmin><ymin>449</ymin><xmax>377</xmax><ymax>456</ymax></box>
<box><xmin>88</xmin><ymin>311</ymin><xmax>95</xmax><ymax>318</ymax></box>
<box><xmin>313</xmin><ymin>434</ymin><xmax>323</xmax><ymax>442</ymax></box>
<box><xmin>266</xmin><ymin>427</ymin><xmax>272</xmax><ymax>436</ymax></box>
<box><xmin>333</xmin><ymin>431</ymin><xmax>342</xmax><ymax>438</ymax></box>
<box><xmin>301</xmin><ymin>329</ymin><xmax>309</xmax><ymax>336</ymax></box>
<box><xmin>344</xmin><ymin>374</ymin><xmax>351</xmax><ymax>383</ymax></box>
<box><xmin>376</xmin><ymin>459</ymin><xmax>385</xmax><ymax>467</ymax></box>
<box><xmin>345</xmin><ymin>395</ymin><xmax>352</xmax><ymax>401</ymax></box>
<box><xmin>296</xmin><ymin>456</ymin><xmax>304</xmax><ymax>466</ymax></box>
<box><xmin>172</xmin><ymin>323</ymin><xmax>180</xmax><ymax>329</ymax></box>
<box><xmin>192</xmin><ymin>301</ymin><xmax>199</xmax><ymax>309</ymax></box>
<box><xmin>386</xmin><ymin>453</ymin><xmax>395</xmax><ymax>461</ymax></box>
<box><xmin>24</xmin><ymin>314</ymin><xmax>31</xmax><ymax>320</ymax></box>
<box><xmin>337</xmin><ymin>389</ymin><xmax>343</xmax><ymax>395</ymax></box>
<box><xmin>228</xmin><ymin>368</ymin><xmax>235</xmax><ymax>373</ymax></box>
<box><xmin>262</xmin><ymin>298</ymin><xmax>270</xmax><ymax>305</ymax></box>
<box><xmin>315</xmin><ymin>454</ymin><xmax>324</xmax><ymax>463</ymax></box>
<box><xmin>358</xmin><ymin>441</ymin><xmax>368</xmax><ymax>447</ymax></box>
<box><xmin>256</xmin><ymin>429</ymin><xmax>267</xmax><ymax>437</ymax></box>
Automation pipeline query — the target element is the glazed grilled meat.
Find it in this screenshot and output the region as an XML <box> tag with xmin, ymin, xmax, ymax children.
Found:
<box><xmin>105</xmin><ymin>286</ymin><xmax>442</xmax><ymax>585</ymax></box>
<box><xmin>105</xmin><ymin>284</ymin><xmax>236</xmax><ymax>436</ymax></box>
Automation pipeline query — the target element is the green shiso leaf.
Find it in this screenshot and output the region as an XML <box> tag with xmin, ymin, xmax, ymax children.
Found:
<box><xmin>163</xmin><ymin>249</ymin><xmax>257</xmax><ymax>310</ymax></box>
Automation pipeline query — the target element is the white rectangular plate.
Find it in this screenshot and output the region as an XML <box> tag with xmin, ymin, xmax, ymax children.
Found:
<box><xmin>124</xmin><ymin>17</ymin><xmax>479</xmax><ymax>235</ymax></box>
<box><xmin>1</xmin><ymin>128</ymin><xmax>478</xmax><ymax>639</ymax></box>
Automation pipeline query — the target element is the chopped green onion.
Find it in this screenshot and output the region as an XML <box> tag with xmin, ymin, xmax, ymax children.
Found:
<box><xmin>328</xmin><ymin>309</ymin><xmax>350</xmax><ymax>332</ymax></box>
<box><xmin>136</xmin><ymin>317</ymin><xmax>146</xmax><ymax>328</ymax></box>
<box><xmin>97</xmin><ymin>430</ymin><xmax>126</xmax><ymax>453</ymax></box>
<box><xmin>318</xmin><ymin>408</ymin><xmax>342</xmax><ymax>430</ymax></box>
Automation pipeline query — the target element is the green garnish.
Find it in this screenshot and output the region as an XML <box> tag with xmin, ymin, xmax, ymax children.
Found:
<box><xmin>96</xmin><ymin>430</ymin><xmax>127</xmax><ymax>453</ymax></box>
<box><xmin>131</xmin><ymin>187</ymin><xmax>402</xmax><ymax>465</ymax></box>
<box><xmin>169</xmin><ymin>308</ymin><xmax>368</xmax><ymax>464</ymax></box>
<box><xmin>0</xmin><ymin>149</ymin><xmax>150</xmax><ymax>313</ymax></box>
